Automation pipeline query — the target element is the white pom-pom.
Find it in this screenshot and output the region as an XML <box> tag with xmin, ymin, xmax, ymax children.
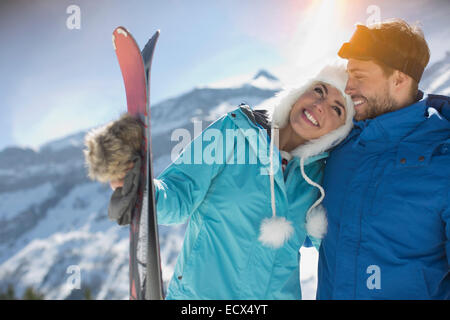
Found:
<box><xmin>305</xmin><ymin>205</ymin><xmax>328</xmax><ymax>239</ymax></box>
<box><xmin>258</xmin><ymin>216</ymin><xmax>294</xmax><ymax>248</ymax></box>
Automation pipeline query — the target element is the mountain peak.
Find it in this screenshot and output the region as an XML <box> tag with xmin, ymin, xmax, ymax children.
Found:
<box><xmin>202</xmin><ymin>69</ymin><xmax>281</xmax><ymax>90</ymax></box>
<box><xmin>253</xmin><ymin>70</ymin><xmax>279</xmax><ymax>81</ymax></box>
<box><xmin>247</xmin><ymin>69</ymin><xmax>281</xmax><ymax>90</ymax></box>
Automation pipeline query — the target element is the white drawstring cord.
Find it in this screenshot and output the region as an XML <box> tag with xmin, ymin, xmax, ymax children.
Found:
<box><xmin>258</xmin><ymin>124</ymin><xmax>294</xmax><ymax>248</ymax></box>
<box><xmin>300</xmin><ymin>156</ymin><xmax>328</xmax><ymax>239</ymax></box>
<box><xmin>269</xmin><ymin>125</ymin><xmax>277</xmax><ymax>218</ymax></box>
<box><xmin>300</xmin><ymin>157</ymin><xmax>325</xmax><ymax>215</ymax></box>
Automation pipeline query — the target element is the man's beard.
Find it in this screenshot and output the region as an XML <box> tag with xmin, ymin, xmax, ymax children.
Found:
<box><xmin>354</xmin><ymin>88</ymin><xmax>399</xmax><ymax>121</ymax></box>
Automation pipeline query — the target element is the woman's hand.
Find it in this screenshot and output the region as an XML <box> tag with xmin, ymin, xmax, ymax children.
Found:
<box><xmin>110</xmin><ymin>179</ymin><xmax>125</xmax><ymax>190</ymax></box>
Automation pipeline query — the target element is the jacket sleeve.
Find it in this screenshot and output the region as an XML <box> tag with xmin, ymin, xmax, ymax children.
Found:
<box><xmin>154</xmin><ymin>114</ymin><xmax>232</xmax><ymax>225</ymax></box>
<box><xmin>444</xmin><ymin>186</ymin><xmax>450</xmax><ymax>269</ymax></box>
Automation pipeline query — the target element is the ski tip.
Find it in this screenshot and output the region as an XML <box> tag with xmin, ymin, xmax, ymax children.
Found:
<box><xmin>112</xmin><ymin>26</ymin><xmax>130</xmax><ymax>50</ymax></box>
<box><xmin>116</xmin><ymin>27</ymin><xmax>129</xmax><ymax>37</ymax></box>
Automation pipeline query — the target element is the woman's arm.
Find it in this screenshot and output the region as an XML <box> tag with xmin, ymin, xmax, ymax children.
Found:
<box><xmin>154</xmin><ymin>113</ymin><xmax>233</xmax><ymax>225</ymax></box>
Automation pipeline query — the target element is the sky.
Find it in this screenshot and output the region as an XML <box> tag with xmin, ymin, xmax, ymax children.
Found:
<box><xmin>0</xmin><ymin>0</ymin><xmax>449</xmax><ymax>151</ymax></box>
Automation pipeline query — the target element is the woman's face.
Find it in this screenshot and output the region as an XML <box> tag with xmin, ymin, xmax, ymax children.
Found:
<box><xmin>289</xmin><ymin>82</ymin><xmax>347</xmax><ymax>141</ymax></box>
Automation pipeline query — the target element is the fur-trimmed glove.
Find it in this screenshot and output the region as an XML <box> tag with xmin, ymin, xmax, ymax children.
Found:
<box><xmin>83</xmin><ymin>113</ymin><xmax>143</xmax><ymax>183</ymax></box>
<box><xmin>83</xmin><ymin>113</ymin><xmax>143</xmax><ymax>226</ymax></box>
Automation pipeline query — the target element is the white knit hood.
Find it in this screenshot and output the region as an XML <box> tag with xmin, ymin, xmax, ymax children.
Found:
<box><xmin>258</xmin><ymin>63</ymin><xmax>355</xmax><ymax>248</ymax></box>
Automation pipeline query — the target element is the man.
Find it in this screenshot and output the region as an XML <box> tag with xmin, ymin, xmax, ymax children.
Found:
<box><xmin>317</xmin><ymin>19</ymin><xmax>450</xmax><ymax>299</ymax></box>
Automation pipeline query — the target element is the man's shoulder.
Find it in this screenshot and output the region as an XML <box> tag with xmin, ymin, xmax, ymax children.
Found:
<box><xmin>425</xmin><ymin>93</ymin><xmax>450</xmax><ymax>103</ymax></box>
<box><xmin>424</xmin><ymin>93</ymin><xmax>450</xmax><ymax>120</ymax></box>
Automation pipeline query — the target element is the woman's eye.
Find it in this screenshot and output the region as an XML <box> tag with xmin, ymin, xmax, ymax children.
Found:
<box><xmin>314</xmin><ymin>87</ymin><xmax>324</xmax><ymax>96</ymax></box>
<box><xmin>332</xmin><ymin>106</ymin><xmax>342</xmax><ymax>116</ymax></box>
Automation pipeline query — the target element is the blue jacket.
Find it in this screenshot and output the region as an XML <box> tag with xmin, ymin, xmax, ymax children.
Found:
<box><xmin>155</xmin><ymin>106</ymin><xmax>325</xmax><ymax>299</ymax></box>
<box><xmin>317</xmin><ymin>93</ymin><xmax>450</xmax><ymax>299</ymax></box>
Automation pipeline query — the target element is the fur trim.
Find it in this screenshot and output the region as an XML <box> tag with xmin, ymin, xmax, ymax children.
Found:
<box><xmin>270</xmin><ymin>63</ymin><xmax>355</xmax><ymax>160</ymax></box>
<box><xmin>270</xmin><ymin>82</ymin><xmax>312</xmax><ymax>130</ymax></box>
<box><xmin>266</xmin><ymin>63</ymin><xmax>353</xmax><ymax>241</ymax></box>
<box><xmin>83</xmin><ymin>113</ymin><xmax>143</xmax><ymax>183</ymax></box>
<box><xmin>305</xmin><ymin>204</ymin><xmax>328</xmax><ymax>239</ymax></box>
<box><xmin>289</xmin><ymin>114</ymin><xmax>354</xmax><ymax>159</ymax></box>
<box><xmin>258</xmin><ymin>216</ymin><xmax>294</xmax><ymax>248</ymax></box>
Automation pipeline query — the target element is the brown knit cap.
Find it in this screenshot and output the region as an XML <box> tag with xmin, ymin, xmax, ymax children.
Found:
<box><xmin>338</xmin><ymin>19</ymin><xmax>430</xmax><ymax>82</ymax></box>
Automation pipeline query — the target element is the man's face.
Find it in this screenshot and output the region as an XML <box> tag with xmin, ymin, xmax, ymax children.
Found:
<box><xmin>345</xmin><ymin>59</ymin><xmax>399</xmax><ymax>121</ymax></box>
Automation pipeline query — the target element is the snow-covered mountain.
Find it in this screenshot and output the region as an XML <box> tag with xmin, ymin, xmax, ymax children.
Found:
<box><xmin>1</xmin><ymin>52</ymin><xmax>449</xmax><ymax>300</ymax></box>
<box><xmin>0</xmin><ymin>70</ymin><xmax>281</xmax><ymax>300</ymax></box>
<box><xmin>420</xmin><ymin>51</ymin><xmax>450</xmax><ymax>96</ymax></box>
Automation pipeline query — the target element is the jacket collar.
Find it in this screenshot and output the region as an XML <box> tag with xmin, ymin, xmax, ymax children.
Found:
<box><xmin>230</xmin><ymin>106</ymin><xmax>327</xmax><ymax>189</ymax></box>
<box><xmin>236</xmin><ymin>105</ymin><xmax>330</xmax><ymax>162</ymax></box>
<box><xmin>353</xmin><ymin>91</ymin><xmax>428</xmax><ymax>145</ymax></box>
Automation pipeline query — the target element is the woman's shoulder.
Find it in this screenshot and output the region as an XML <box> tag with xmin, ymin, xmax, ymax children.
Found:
<box><xmin>226</xmin><ymin>104</ymin><xmax>271</xmax><ymax>131</ymax></box>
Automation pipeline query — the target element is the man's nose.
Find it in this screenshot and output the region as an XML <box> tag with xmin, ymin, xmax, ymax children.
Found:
<box><xmin>345</xmin><ymin>78</ymin><xmax>355</xmax><ymax>96</ymax></box>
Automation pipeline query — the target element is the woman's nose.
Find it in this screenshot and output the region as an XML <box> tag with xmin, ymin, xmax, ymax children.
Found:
<box><xmin>314</xmin><ymin>101</ymin><xmax>325</xmax><ymax>114</ymax></box>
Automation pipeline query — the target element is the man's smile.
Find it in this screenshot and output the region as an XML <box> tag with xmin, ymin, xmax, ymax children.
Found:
<box><xmin>352</xmin><ymin>95</ymin><xmax>367</xmax><ymax>108</ymax></box>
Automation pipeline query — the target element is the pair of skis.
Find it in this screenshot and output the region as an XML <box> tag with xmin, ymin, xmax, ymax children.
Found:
<box><xmin>112</xmin><ymin>27</ymin><xmax>163</xmax><ymax>300</ymax></box>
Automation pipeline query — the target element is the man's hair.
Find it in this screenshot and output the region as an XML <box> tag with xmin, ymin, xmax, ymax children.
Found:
<box><xmin>367</xmin><ymin>19</ymin><xmax>430</xmax><ymax>99</ymax></box>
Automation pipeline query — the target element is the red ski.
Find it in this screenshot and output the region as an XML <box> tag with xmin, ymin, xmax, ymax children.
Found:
<box><xmin>112</xmin><ymin>26</ymin><xmax>163</xmax><ymax>300</ymax></box>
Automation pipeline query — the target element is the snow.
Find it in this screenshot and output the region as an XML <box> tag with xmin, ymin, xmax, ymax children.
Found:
<box><xmin>300</xmin><ymin>246</ymin><xmax>319</xmax><ymax>300</ymax></box>
<box><xmin>42</xmin><ymin>138</ymin><xmax>84</xmax><ymax>153</ymax></box>
<box><xmin>203</xmin><ymin>102</ymin><xmax>236</xmax><ymax>121</ymax></box>
<box><xmin>24</xmin><ymin>183</ymin><xmax>110</xmax><ymax>241</ymax></box>
<box><xmin>248</xmin><ymin>76</ymin><xmax>281</xmax><ymax>90</ymax></box>
<box><xmin>427</xmin><ymin>68</ymin><xmax>450</xmax><ymax>93</ymax></box>
<box><xmin>0</xmin><ymin>228</ymin><xmax>129</xmax><ymax>299</ymax></box>
<box><xmin>204</xmin><ymin>69</ymin><xmax>281</xmax><ymax>90</ymax></box>
<box><xmin>0</xmin><ymin>182</ymin><xmax>54</xmax><ymax>221</ymax></box>
<box><xmin>39</xmin><ymin>132</ymin><xmax>85</xmax><ymax>152</ymax></box>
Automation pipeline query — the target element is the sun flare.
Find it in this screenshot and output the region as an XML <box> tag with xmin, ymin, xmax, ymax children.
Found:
<box><xmin>278</xmin><ymin>0</ymin><xmax>349</xmax><ymax>85</ymax></box>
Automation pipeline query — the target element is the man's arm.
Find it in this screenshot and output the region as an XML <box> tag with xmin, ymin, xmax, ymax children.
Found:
<box><xmin>444</xmin><ymin>186</ymin><xmax>450</xmax><ymax>269</ymax></box>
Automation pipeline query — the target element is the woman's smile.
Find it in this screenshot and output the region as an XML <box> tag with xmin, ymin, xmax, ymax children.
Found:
<box><xmin>301</xmin><ymin>108</ymin><xmax>320</xmax><ymax>127</ymax></box>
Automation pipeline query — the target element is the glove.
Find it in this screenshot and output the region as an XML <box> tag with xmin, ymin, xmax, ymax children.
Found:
<box><xmin>108</xmin><ymin>156</ymin><xmax>141</xmax><ymax>226</ymax></box>
<box><xmin>83</xmin><ymin>113</ymin><xmax>144</xmax><ymax>226</ymax></box>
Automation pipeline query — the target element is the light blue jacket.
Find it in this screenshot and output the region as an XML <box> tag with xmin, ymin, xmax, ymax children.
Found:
<box><xmin>154</xmin><ymin>106</ymin><xmax>326</xmax><ymax>299</ymax></box>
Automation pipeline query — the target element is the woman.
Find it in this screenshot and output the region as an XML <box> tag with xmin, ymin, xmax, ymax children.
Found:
<box><xmin>84</xmin><ymin>63</ymin><xmax>354</xmax><ymax>299</ymax></box>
